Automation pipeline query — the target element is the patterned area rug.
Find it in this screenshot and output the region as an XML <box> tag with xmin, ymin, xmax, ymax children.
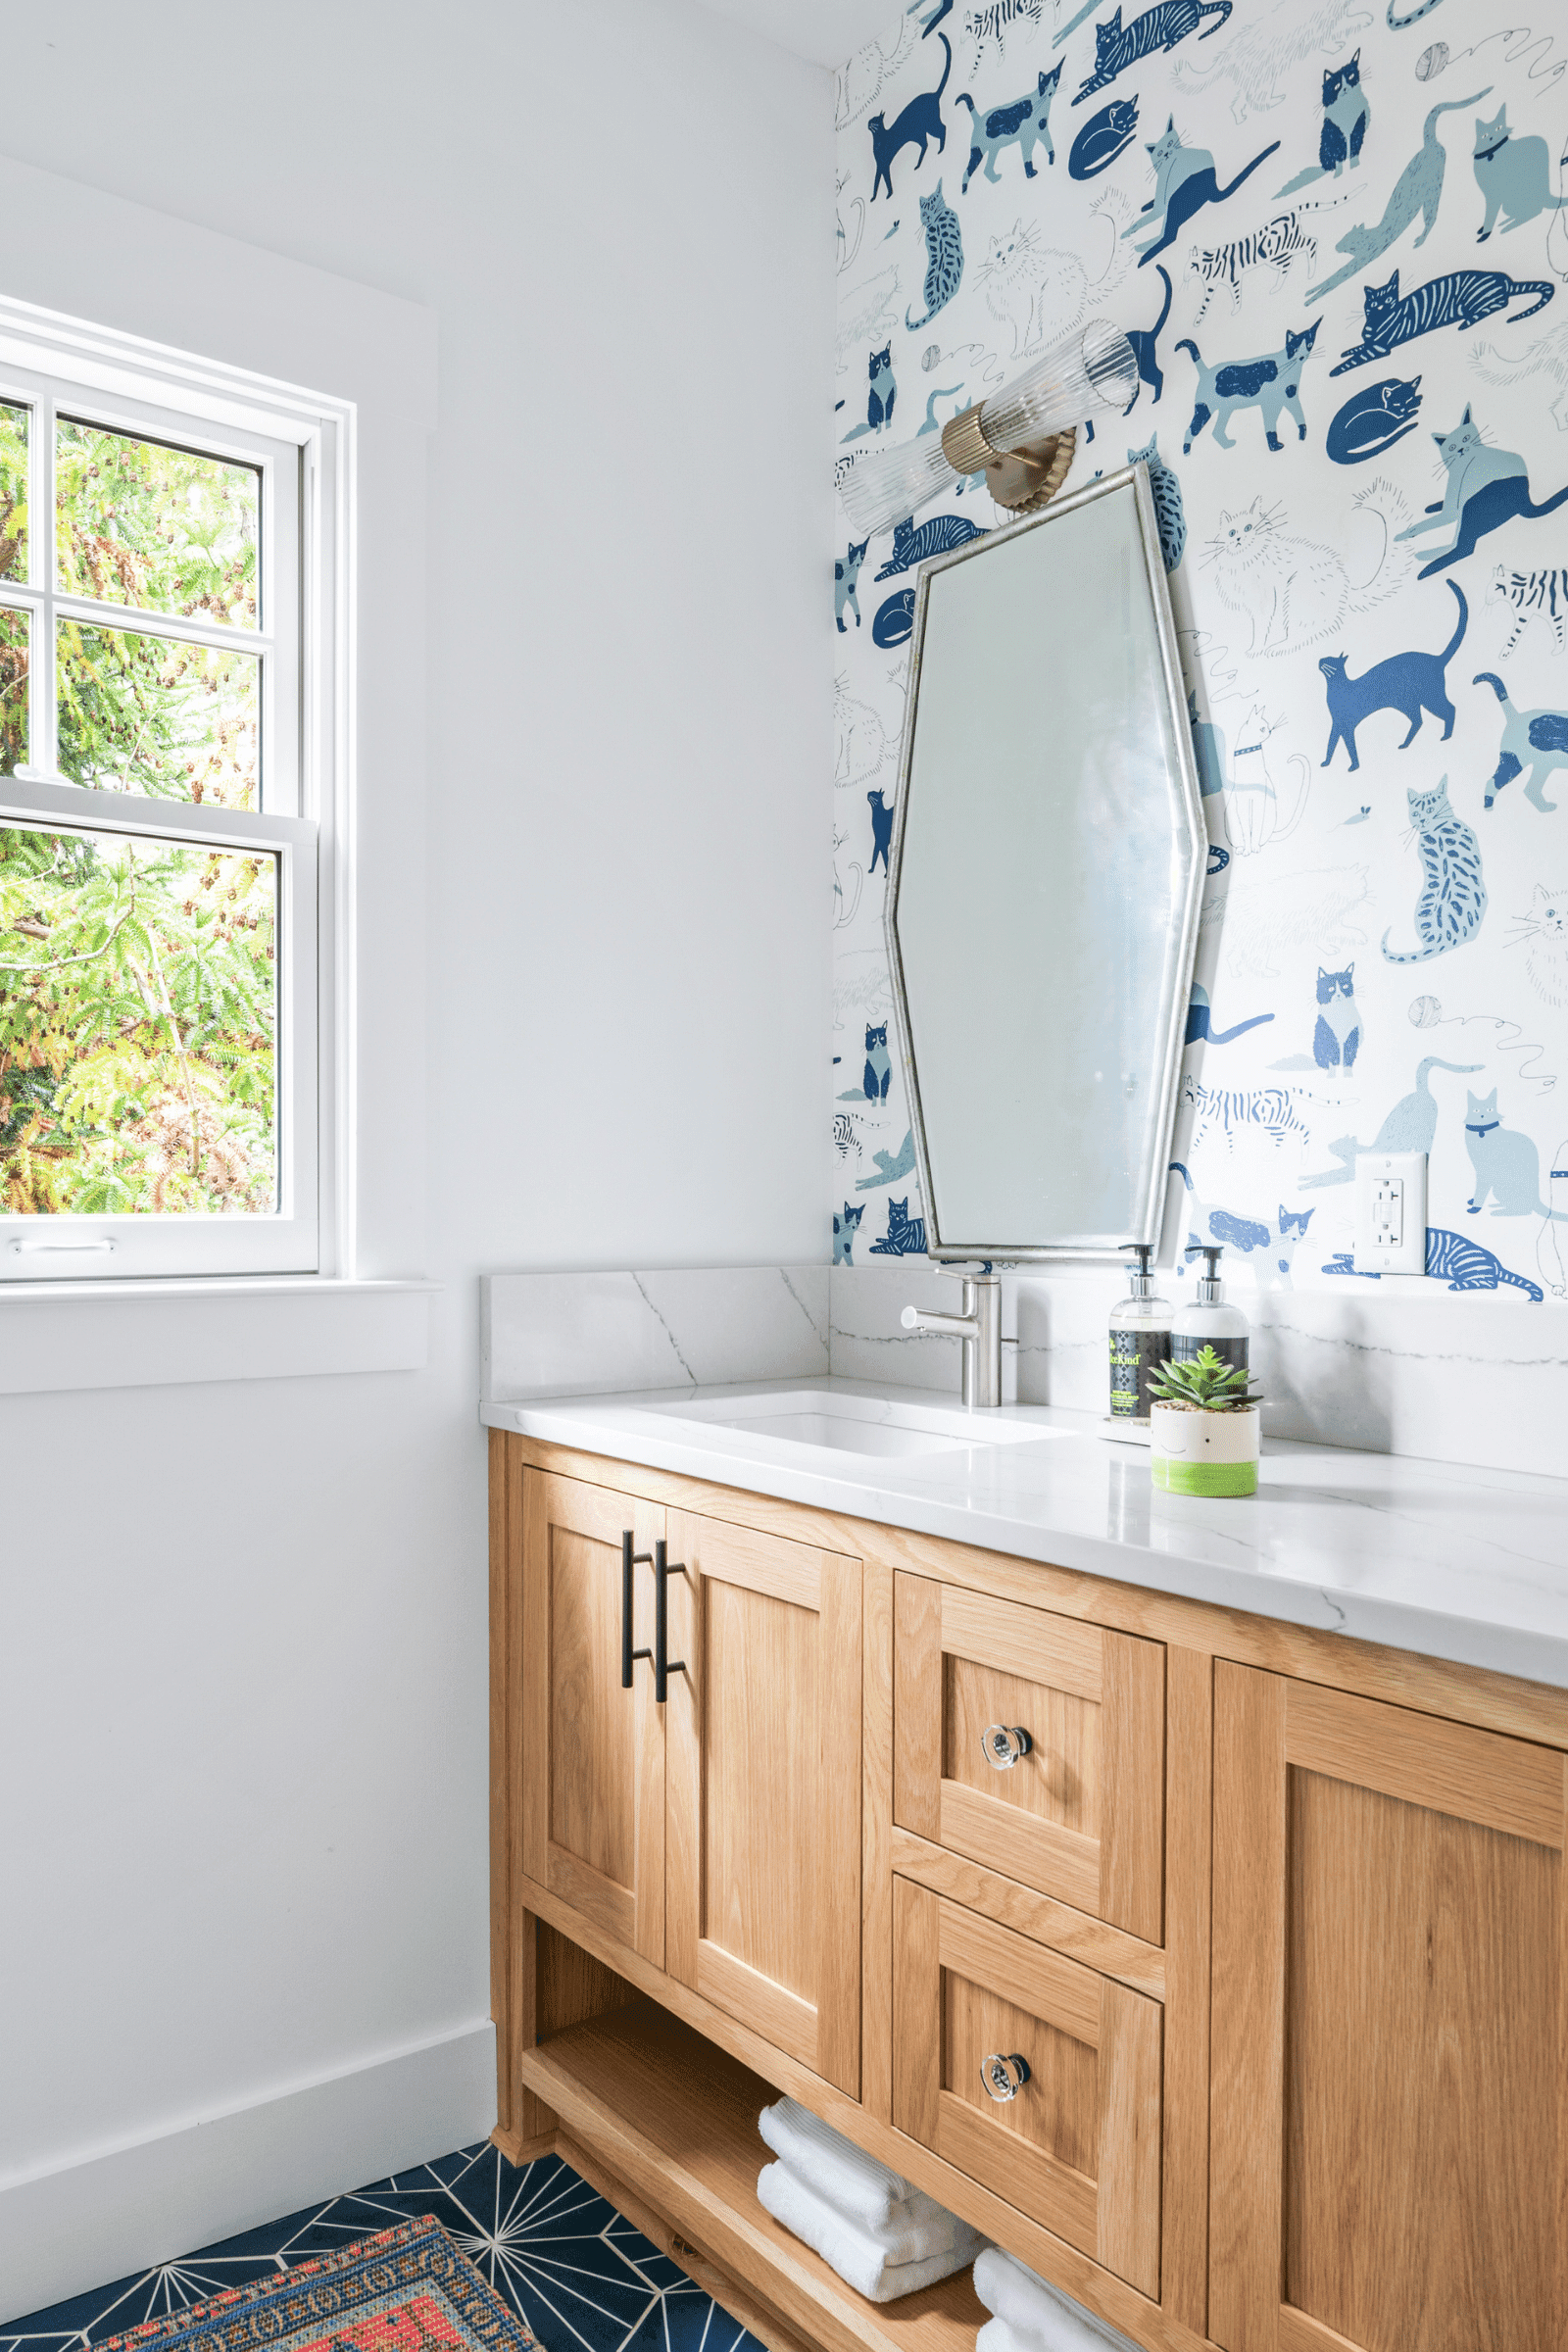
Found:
<box><xmin>0</xmin><ymin>2146</ymin><xmax>765</xmax><ymax>2352</ymax></box>
<box><xmin>81</xmin><ymin>2219</ymin><xmax>535</xmax><ymax>2352</ymax></box>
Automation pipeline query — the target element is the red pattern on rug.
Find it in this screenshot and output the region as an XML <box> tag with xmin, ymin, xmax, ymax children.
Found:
<box><xmin>90</xmin><ymin>2219</ymin><xmax>537</xmax><ymax>2352</ymax></box>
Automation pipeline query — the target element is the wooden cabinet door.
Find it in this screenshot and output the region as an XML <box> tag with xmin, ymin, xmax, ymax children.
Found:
<box><xmin>1211</xmin><ymin>1664</ymin><xmax>1568</xmax><ymax>2352</ymax></box>
<box><xmin>895</xmin><ymin>1574</ymin><xmax>1165</xmax><ymax>1943</ymax></box>
<box><xmin>520</xmin><ymin>1471</ymin><xmax>666</xmax><ymax>1969</ymax></box>
<box><xmin>664</xmin><ymin>1511</ymin><xmax>862</xmax><ymax>2097</ymax></box>
<box><xmin>893</xmin><ymin>1880</ymin><xmax>1162</xmax><ymax>2297</ymax></box>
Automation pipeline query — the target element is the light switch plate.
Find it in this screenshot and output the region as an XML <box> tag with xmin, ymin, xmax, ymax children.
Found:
<box><xmin>1354</xmin><ymin>1151</ymin><xmax>1428</xmax><ymax>1276</ymax></box>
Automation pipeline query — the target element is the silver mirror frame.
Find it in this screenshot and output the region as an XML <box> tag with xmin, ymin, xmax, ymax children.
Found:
<box><xmin>882</xmin><ymin>462</ymin><xmax>1205</xmax><ymax>1265</ymax></box>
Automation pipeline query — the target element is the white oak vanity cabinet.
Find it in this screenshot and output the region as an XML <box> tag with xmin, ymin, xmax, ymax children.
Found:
<box><xmin>490</xmin><ymin>1432</ymin><xmax>1568</xmax><ymax>2352</ymax></box>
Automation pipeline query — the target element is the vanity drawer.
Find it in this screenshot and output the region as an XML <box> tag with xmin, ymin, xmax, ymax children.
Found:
<box><xmin>894</xmin><ymin>1575</ymin><xmax>1164</xmax><ymax>1943</ymax></box>
<box><xmin>893</xmin><ymin>1879</ymin><xmax>1161</xmax><ymax>2297</ymax></box>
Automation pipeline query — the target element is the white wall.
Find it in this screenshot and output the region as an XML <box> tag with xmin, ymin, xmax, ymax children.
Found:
<box><xmin>0</xmin><ymin>0</ymin><xmax>832</xmax><ymax>2312</ymax></box>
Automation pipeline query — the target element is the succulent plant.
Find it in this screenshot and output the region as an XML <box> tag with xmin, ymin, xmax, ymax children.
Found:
<box><xmin>1146</xmin><ymin>1344</ymin><xmax>1262</xmax><ymax>1413</ymax></box>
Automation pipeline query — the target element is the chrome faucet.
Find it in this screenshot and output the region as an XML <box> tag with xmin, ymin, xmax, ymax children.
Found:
<box><xmin>901</xmin><ymin>1272</ymin><xmax>1004</xmax><ymax>1408</ymax></box>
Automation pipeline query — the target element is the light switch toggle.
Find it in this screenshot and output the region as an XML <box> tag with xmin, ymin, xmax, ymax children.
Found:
<box><xmin>1354</xmin><ymin>1152</ymin><xmax>1428</xmax><ymax>1277</ymax></box>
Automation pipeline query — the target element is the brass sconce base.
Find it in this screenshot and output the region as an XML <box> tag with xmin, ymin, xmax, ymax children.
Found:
<box><xmin>941</xmin><ymin>404</ymin><xmax>1077</xmax><ymax>514</ymax></box>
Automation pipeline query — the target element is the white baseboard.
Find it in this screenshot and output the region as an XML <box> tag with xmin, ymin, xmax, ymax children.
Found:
<box><xmin>0</xmin><ymin>2020</ymin><xmax>497</xmax><ymax>2322</ymax></box>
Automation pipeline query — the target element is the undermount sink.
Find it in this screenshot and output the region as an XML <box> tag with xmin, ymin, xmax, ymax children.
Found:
<box><xmin>644</xmin><ymin>1388</ymin><xmax>1064</xmax><ymax>1460</ymax></box>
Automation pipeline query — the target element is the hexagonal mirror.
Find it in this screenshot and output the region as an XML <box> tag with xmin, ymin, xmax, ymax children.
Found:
<box><xmin>885</xmin><ymin>464</ymin><xmax>1204</xmax><ymax>1261</ymax></box>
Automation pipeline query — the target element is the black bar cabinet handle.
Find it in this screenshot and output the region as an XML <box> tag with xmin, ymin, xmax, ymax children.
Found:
<box><xmin>620</xmin><ymin>1529</ymin><xmax>654</xmax><ymax>1689</ymax></box>
<box><xmin>654</xmin><ymin>1539</ymin><xmax>687</xmax><ymax>1705</ymax></box>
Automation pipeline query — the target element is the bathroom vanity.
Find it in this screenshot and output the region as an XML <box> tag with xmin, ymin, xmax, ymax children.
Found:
<box><xmin>484</xmin><ymin>1381</ymin><xmax>1568</xmax><ymax>2352</ymax></box>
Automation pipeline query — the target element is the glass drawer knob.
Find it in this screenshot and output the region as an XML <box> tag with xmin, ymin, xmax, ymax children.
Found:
<box><xmin>981</xmin><ymin>1723</ymin><xmax>1033</xmax><ymax>1771</ymax></box>
<box><xmin>981</xmin><ymin>2052</ymin><xmax>1031</xmax><ymax>2103</ymax></box>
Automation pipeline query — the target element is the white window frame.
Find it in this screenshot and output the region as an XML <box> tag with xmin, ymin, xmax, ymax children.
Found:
<box><xmin>0</xmin><ymin>300</ymin><xmax>352</xmax><ymax>1282</ymax></box>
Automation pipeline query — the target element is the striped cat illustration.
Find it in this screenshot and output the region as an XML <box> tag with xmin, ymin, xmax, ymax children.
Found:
<box><xmin>1186</xmin><ymin>212</ymin><xmax>1317</xmax><ymax>320</ymax></box>
<box><xmin>870</xmin><ymin>1197</ymin><xmax>929</xmax><ymax>1254</ymax></box>
<box><xmin>1073</xmin><ymin>0</ymin><xmax>1233</xmax><ymax>106</ymax></box>
<box><xmin>1490</xmin><ymin>565</ymin><xmax>1568</xmax><ymax>656</ymax></box>
<box><xmin>874</xmin><ymin>512</ymin><xmax>988</xmax><ymax>578</ymax></box>
<box><xmin>1381</xmin><ymin>774</ymin><xmax>1487</xmax><ymax>963</ymax></box>
<box><xmin>906</xmin><ymin>182</ymin><xmax>963</xmax><ymax>327</ymax></box>
<box><xmin>1330</xmin><ymin>267</ymin><xmax>1554</xmax><ymax>375</ymax></box>
<box><xmin>965</xmin><ymin>0</ymin><xmax>1046</xmax><ymax>63</ymax></box>
<box><xmin>1129</xmin><ymin>433</ymin><xmax>1185</xmax><ymax>569</ymax></box>
<box><xmin>1322</xmin><ymin>1231</ymin><xmax>1544</xmax><ymax>1298</ymax></box>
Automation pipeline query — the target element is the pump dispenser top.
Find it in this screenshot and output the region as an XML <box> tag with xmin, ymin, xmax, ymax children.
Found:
<box><xmin>1108</xmin><ymin>1241</ymin><xmax>1171</xmax><ymax>1421</ymax></box>
<box><xmin>1171</xmin><ymin>1241</ymin><xmax>1250</xmax><ymax>1373</ymax></box>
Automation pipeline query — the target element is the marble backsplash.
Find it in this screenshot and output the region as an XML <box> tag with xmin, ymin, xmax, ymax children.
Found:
<box><xmin>482</xmin><ymin>1265</ymin><xmax>829</xmax><ymax>1400</ymax></box>
<box><xmin>482</xmin><ymin>1261</ymin><xmax>1561</xmax><ymax>1476</ymax></box>
<box><xmin>830</xmin><ymin>1265</ymin><xmax>1566</xmax><ymax>1478</ymax></box>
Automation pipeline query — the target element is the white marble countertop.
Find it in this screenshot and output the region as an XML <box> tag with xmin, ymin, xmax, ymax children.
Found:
<box><xmin>481</xmin><ymin>1376</ymin><xmax>1568</xmax><ymax>1690</ymax></box>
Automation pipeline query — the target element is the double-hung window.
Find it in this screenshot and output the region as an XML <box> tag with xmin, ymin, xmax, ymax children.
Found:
<box><xmin>0</xmin><ymin>320</ymin><xmax>339</xmax><ymax>1280</ymax></box>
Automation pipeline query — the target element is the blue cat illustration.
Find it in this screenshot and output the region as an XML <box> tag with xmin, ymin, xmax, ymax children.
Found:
<box><xmin>1305</xmin><ymin>94</ymin><xmax>1489</xmax><ymax>309</ymax></box>
<box><xmin>1123</xmin><ymin>266</ymin><xmax>1172</xmax><ymax>411</ymax></box>
<box><xmin>1323</xmin><ymin>1230</ymin><xmax>1543</xmax><ymax>1298</ymax></box>
<box><xmin>870</xmin><ymin>1197</ymin><xmax>929</xmax><ymax>1254</ymax></box>
<box><xmin>836</xmin><ymin>538</ymin><xmax>868</xmax><ymax>632</ymax></box>
<box><xmin>956</xmin><ymin>64</ymin><xmax>1063</xmax><ymax>190</ymax></box>
<box><xmin>1320</xmin><ymin>579</ymin><xmax>1466</xmax><ymax>769</ymax></box>
<box><xmin>842</xmin><ymin>346</ymin><xmax>897</xmax><ymax>445</ymax></box>
<box><xmin>856</xmin><ymin>1129</ymin><xmax>917</xmax><ymax>1192</ymax></box>
<box><xmin>906</xmin><ymin>182</ymin><xmax>963</xmax><ymax>327</ymax></box>
<box><xmin>1330</xmin><ymin>267</ymin><xmax>1553</xmax><ymax>374</ymax></box>
<box><xmin>1300</xmin><ymin>1055</ymin><xmax>1482</xmax><ymax>1188</ymax></box>
<box><xmin>868</xmin><ymin>788</ymin><xmax>896</xmax><ymax>875</ymax></box>
<box><xmin>1473</xmin><ymin>672</ymin><xmax>1568</xmax><ymax>813</ymax></box>
<box><xmin>1278</xmin><ymin>50</ymin><xmax>1371</xmax><ymax>197</ymax></box>
<box><xmin>1170</xmin><ymin>1163</ymin><xmax>1314</xmax><ymax>1286</ymax></box>
<box><xmin>1069</xmin><ymin>97</ymin><xmax>1138</xmax><ymax>180</ymax></box>
<box><xmin>874</xmin><ymin>512</ymin><xmax>988</xmax><ymax>579</ymax></box>
<box><xmin>1474</xmin><ymin>104</ymin><xmax>1568</xmax><ymax>242</ymax></box>
<box><xmin>873</xmin><ymin>589</ymin><xmax>917</xmax><ymax>647</ymax></box>
<box><xmin>1185</xmin><ymin>984</ymin><xmax>1273</xmax><ymax>1046</ymax></box>
<box><xmin>1382</xmin><ymin>774</ymin><xmax>1487</xmax><ymax>963</ymax></box>
<box><xmin>1325</xmin><ymin>374</ymin><xmax>1422</xmax><ymax>464</ymax></box>
<box><xmin>1073</xmin><ymin>0</ymin><xmax>1232</xmax><ymax>105</ymax></box>
<box><xmin>1464</xmin><ymin>1088</ymin><xmax>1568</xmax><ymax>1218</ymax></box>
<box><xmin>1130</xmin><ymin>434</ymin><xmax>1185</xmax><ymax>568</ymax></box>
<box><xmin>1395</xmin><ymin>406</ymin><xmax>1568</xmax><ymax>579</ymax></box>
<box><xmin>1312</xmin><ymin>962</ymin><xmax>1361</xmax><ymax>1067</ymax></box>
<box><xmin>833</xmin><ymin>1201</ymin><xmax>865</xmax><ymax>1264</ymax></box>
<box><xmin>1125</xmin><ymin>120</ymin><xmax>1280</xmax><ymax>268</ymax></box>
<box><xmin>863</xmin><ymin>1022</ymin><xmax>893</xmax><ymax>1103</ymax></box>
<box><xmin>1188</xmin><ymin>691</ymin><xmax>1226</xmax><ymax>799</ymax></box>
<box><xmin>869</xmin><ymin>32</ymin><xmax>952</xmax><ymax>200</ymax></box>
<box><xmin>1177</xmin><ymin>320</ymin><xmax>1320</xmax><ymax>455</ymax></box>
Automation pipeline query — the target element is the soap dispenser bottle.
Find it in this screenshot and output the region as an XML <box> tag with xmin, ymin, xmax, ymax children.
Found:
<box><xmin>1172</xmin><ymin>1244</ymin><xmax>1250</xmax><ymax>1374</ymax></box>
<box><xmin>1108</xmin><ymin>1244</ymin><xmax>1172</xmax><ymax>1422</ymax></box>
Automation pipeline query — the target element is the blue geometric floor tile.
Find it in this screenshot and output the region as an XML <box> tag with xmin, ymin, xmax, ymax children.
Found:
<box><xmin>0</xmin><ymin>2145</ymin><xmax>767</xmax><ymax>2352</ymax></box>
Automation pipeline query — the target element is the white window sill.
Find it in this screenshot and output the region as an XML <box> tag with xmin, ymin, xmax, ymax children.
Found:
<box><xmin>0</xmin><ymin>1277</ymin><xmax>437</xmax><ymax>1396</ymax></box>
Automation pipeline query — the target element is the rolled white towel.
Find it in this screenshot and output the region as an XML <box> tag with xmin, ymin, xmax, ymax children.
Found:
<box><xmin>978</xmin><ymin>2322</ymin><xmax>1046</xmax><ymax>2352</ymax></box>
<box><xmin>758</xmin><ymin>2097</ymin><xmax>921</xmax><ymax>2230</ymax></box>
<box><xmin>758</xmin><ymin>2160</ymin><xmax>986</xmax><ymax>2304</ymax></box>
<box><xmin>972</xmin><ymin>2248</ymin><xmax>1139</xmax><ymax>2352</ymax></box>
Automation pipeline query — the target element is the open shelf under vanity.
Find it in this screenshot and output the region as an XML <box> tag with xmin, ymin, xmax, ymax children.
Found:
<box><xmin>512</xmin><ymin>1996</ymin><xmax>985</xmax><ymax>2352</ymax></box>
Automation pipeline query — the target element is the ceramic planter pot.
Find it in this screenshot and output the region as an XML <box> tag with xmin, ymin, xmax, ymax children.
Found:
<box><xmin>1150</xmin><ymin>1402</ymin><xmax>1260</xmax><ymax>1497</ymax></box>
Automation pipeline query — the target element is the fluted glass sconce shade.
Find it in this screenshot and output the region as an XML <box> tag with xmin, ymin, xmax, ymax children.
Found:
<box><xmin>838</xmin><ymin>318</ymin><xmax>1138</xmax><ymax>542</ymax></box>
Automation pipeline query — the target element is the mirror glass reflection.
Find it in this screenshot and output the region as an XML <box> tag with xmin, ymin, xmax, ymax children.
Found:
<box><xmin>889</xmin><ymin>470</ymin><xmax>1201</xmax><ymax>1257</ymax></box>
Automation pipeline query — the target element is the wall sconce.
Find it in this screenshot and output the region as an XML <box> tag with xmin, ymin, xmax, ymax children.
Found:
<box><xmin>839</xmin><ymin>318</ymin><xmax>1138</xmax><ymax>542</ymax></box>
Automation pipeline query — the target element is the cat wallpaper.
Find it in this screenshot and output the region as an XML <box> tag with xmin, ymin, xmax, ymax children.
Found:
<box><xmin>832</xmin><ymin>0</ymin><xmax>1568</xmax><ymax>1302</ymax></box>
